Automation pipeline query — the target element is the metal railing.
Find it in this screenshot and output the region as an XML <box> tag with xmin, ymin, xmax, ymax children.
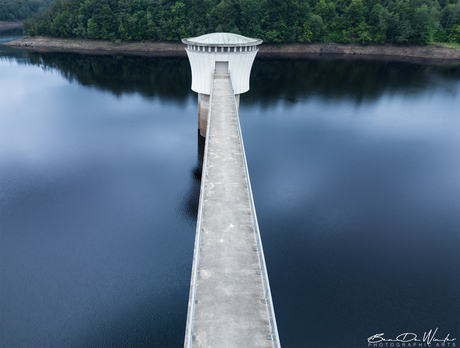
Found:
<box><xmin>184</xmin><ymin>69</ymin><xmax>215</xmax><ymax>348</ymax></box>
<box><xmin>229</xmin><ymin>70</ymin><xmax>281</xmax><ymax>348</ymax></box>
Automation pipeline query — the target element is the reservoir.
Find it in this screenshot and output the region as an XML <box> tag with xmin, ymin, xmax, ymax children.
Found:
<box><xmin>1</xmin><ymin>30</ymin><xmax>459</xmax><ymax>347</ymax></box>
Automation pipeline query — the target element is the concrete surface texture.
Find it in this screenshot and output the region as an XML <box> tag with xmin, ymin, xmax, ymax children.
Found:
<box><xmin>185</xmin><ymin>47</ymin><xmax>259</xmax><ymax>95</ymax></box>
<box><xmin>198</xmin><ymin>93</ymin><xmax>210</xmax><ymax>137</ymax></box>
<box><xmin>183</xmin><ymin>33</ymin><xmax>262</xmax><ymax>95</ymax></box>
<box><xmin>188</xmin><ymin>74</ymin><xmax>275</xmax><ymax>347</ymax></box>
<box><xmin>182</xmin><ymin>32</ymin><xmax>262</xmax><ymax>46</ymax></box>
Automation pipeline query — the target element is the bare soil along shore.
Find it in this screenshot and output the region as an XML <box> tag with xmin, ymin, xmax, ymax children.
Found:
<box><xmin>260</xmin><ymin>42</ymin><xmax>460</xmax><ymax>65</ymax></box>
<box><xmin>4</xmin><ymin>36</ymin><xmax>460</xmax><ymax>63</ymax></box>
<box><xmin>0</xmin><ymin>21</ymin><xmax>23</xmax><ymax>31</ymax></box>
<box><xmin>4</xmin><ymin>36</ymin><xmax>187</xmax><ymax>57</ymax></box>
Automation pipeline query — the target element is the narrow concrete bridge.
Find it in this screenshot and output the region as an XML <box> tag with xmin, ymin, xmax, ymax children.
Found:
<box><xmin>183</xmin><ymin>72</ymin><xmax>280</xmax><ymax>348</ymax></box>
<box><xmin>182</xmin><ymin>32</ymin><xmax>280</xmax><ymax>348</ymax></box>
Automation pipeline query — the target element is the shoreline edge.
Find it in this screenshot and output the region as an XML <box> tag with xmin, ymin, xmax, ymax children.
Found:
<box><xmin>4</xmin><ymin>36</ymin><xmax>460</xmax><ymax>64</ymax></box>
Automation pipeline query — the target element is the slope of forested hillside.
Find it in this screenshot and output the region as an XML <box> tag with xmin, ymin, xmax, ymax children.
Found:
<box><xmin>0</xmin><ymin>0</ymin><xmax>54</xmax><ymax>21</ymax></box>
<box><xmin>23</xmin><ymin>0</ymin><xmax>460</xmax><ymax>45</ymax></box>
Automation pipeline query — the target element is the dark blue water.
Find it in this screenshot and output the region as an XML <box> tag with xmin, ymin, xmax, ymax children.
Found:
<box><xmin>242</xmin><ymin>59</ymin><xmax>460</xmax><ymax>347</ymax></box>
<box><xmin>0</xmin><ymin>30</ymin><xmax>198</xmax><ymax>348</ymax></box>
<box><xmin>1</xmin><ymin>30</ymin><xmax>459</xmax><ymax>347</ymax></box>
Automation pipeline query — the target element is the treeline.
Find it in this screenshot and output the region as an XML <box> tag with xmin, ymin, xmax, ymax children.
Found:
<box><xmin>0</xmin><ymin>0</ymin><xmax>54</xmax><ymax>21</ymax></box>
<box><xmin>23</xmin><ymin>0</ymin><xmax>460</xmax><ymax>45</ymax></box>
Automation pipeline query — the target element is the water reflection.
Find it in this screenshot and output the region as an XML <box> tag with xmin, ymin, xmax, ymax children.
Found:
<box><xmin>0</xmin><ymin>29</ymin><xmax>28</xmax><ymax>60</ymax></box>
<box><xmin>240</xmin><ymin>61</ymin><xmax>460</xmax><ymax>347</ymax></box>
<box><xmin>26</xmin><ymin>53</ymin><xmax>192</xmax><ymax>100</ymax></box>
<box><xmin>3</xmin><ymin>33</ymin><xmax>459</xmax><ymax>105</ymax></box>
<box><xmin>1</xmin><ymin>36</ymin><xmax>192</xmax><ymax>102</ymax></box>
<box><xmin>1</xmin><ymin>32</ymin><xmax>459</xmax><ymax>348</ymax></box>
<box><xmin>248</xmin><ymin>58</ymin><xmax>460</xmax><ymax>105</ymax></box>
<box><xmin>0</xmin><ymin>28</ymin><xmax>24</xmax><ymax>44</ymax></box>
<box><xmin>0</xmin><ymin>37</ymin><xmax>198</xmax><ymax>347</ymax></box>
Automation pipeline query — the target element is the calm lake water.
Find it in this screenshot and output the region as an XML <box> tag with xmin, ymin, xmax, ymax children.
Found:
<box><xmin>1</xmin><ymin>30</ymin><xmax>459</xmax><ymax>348</ymax></box>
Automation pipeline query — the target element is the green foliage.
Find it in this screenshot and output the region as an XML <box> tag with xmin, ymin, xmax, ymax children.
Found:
<box><xmin>434</xmin><ymin>26</ymin><xmax>448</xmax><ymax>41</ymax></box>
<box><xmin>368</xmin><ymin>4</ymin><xmax>389</xmax><ymax>43</ymax></box>
<box><xmin>50</xmin><ymin>11</ymin><xmax>71</xmax><ymax>37</ymax></box>
<box><xmin>167</xmin><ymin>1</ymin><xmax>188</xmax><ymax>40</ymax></box>
<box><xmin>309</xmin><ymin>14</ymin><xmax>325</xmax><ymax>41</ymax></box>
<box><xmin>345</xmin><ymin>0</ymin><xmax>366</xmax><ymax>27</ymax></box>
<box><xmin>18</xmin><ymin>0</ymin><xmax>460</xmax><ymax>45</ymax></box>
<box><xmin>356</xmin><ymin>22</ymin><xmax>372</xmax><ymax>44</ymax></box>
<box><xmin>412</xmin><ymin>4</ymin><xmax>439</xmax><ymax>44</ymax></box>
<box><xmin>444</xmin><ymin>41</ymin><xmax>460</xmax><ymax>49</ymax></box>
<box><xmin>0</xmin><ymin>0</ymin><xmax>54</xmax><ymax>21</ymax></box>
<box><xmin>448</xmin><ymin>23</ymin><xmax>460</xmax><ymax>42</ymax></box>
<box><xmin>324</xmin><ymin>30</ymin><xmax>350</xmax><ymax>43</ymax></box>
<box><xmin>299</xmin><ymin>23</ymin><xmax>313</xmax><ymax>42</ymax></box>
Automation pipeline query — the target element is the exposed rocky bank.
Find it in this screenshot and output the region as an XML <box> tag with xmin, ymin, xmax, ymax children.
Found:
<box><xmin>4</xmin><ymin>36</ymin><xmax>460</xmax><ymax>64</ymax></box>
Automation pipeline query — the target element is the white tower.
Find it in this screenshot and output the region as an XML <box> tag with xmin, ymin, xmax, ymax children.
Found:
<box><xmin>182</xmin><ymin>33</ymin><xmax>262</xmax><ymax>136</ymax></box>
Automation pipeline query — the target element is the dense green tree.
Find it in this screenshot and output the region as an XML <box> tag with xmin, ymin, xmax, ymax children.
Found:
<box><xmin>345</xmin><ymin>0</ymin><xmax>367</xmax><ymax>28</ymax></box>
<box><xmin>168</xmin><ymin>1</ymin><xmax>188</xmax><ymax>39</ymax></box>
<box><xmin>448</xmin><ymin>23</ymin><xmax>460</xmax><ymax>41</ymax></box>
<box><xmin>299</xmin><ymin>23</ymin><xmax>314</xmax><ymax>42</ymax></box>
<box><xmin>412</xmin><ymin>3</ymin><xmax>439</xmax><ymax>44</ymax></box>
<box><xmin>236</xmin><ymin>0</ymin><xmax>265</xmax><ymax>39</ymax></box>
<box><xmin>0</xmin><ymin>0</ymin><xmax>54</xmax><ymax>21</ymax></box>
<box><xmin>18</xmin><ymin>0</ymin><xmax>459</xmax><ymax>45</ymax></box>
<box><xmin>309</xmin><ymin>14</ymin><xmax>326</xmax><ymax>40</ymax></box>
<box><xmin>369</xmin><ymin>4</ymin><xmax>390</xmax><ymax>42</ymax></box>
<box><xmin>50</xmin><ymin>10</ymin><xmax>71</xmax><ymax>37</ymax></box>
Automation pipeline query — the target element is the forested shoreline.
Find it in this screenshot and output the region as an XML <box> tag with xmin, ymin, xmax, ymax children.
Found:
<box><xmin>0</xmin><ymin>0</ymin><xmax>54</xmax><ymax>21</ymax></box>
<box><xmin>6</xmin><ymin>35</ymin><xmax>460</xmax><ymax>60</ymax></box>
<box><xmin>20</xmin><ymin>0</ymin><xmax>460</xmax><ymax>46</ymax></box>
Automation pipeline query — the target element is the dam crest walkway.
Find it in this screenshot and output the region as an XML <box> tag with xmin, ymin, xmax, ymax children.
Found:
<box><xmin>184</xmin><ymin>73</ymin><xmax>280</xmax><ymax>348</ymax></box>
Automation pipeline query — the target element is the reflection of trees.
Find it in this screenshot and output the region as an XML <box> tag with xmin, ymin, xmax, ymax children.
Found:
<box><xmin>3</xmin><ymin>47</ymin><xmax>459</xmax><ymax>105</ymax></box>
<box><xmin>0</xmin><ymin>46</ymin><xmax>29</xmax><ymax>61</ymax></box>
<box><xmin>247</xmin><ymin>58</ymin><xmax>460</xmax><ymax>105</ymax></box>
<box><xmin>26</xmin><ymin>52</ymin><xmax>193</xmax><ymax>101</ymax></box>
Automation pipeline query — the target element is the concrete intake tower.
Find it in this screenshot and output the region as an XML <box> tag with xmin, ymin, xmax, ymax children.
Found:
<box><xmin>182</xmin><ymin>33</ymin><xmax>280</xmax><ymax>348</ymax></box>
<box><xmin>182</xmin><ymin>33</ymin><xmax>262</xmax><ymax>136</ymax></box>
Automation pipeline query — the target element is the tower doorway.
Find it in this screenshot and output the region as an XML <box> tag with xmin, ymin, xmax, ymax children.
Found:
<box><xmin>215</xmin><ymin>61</ymin><xmax>228</xmax><ymax>74</ymax></box>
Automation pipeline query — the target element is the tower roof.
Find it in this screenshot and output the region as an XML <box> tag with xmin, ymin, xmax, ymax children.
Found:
<box><xmin>182</xmin><ymin>32</ymin><xmax>262</xmax><ymax>46</ymax></box>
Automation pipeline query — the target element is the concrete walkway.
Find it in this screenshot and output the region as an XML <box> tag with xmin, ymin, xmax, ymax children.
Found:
<box><xmin>185</xmin><ymin>74</ymin><xmax>277</xmax><ymax>348</ymax></box>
